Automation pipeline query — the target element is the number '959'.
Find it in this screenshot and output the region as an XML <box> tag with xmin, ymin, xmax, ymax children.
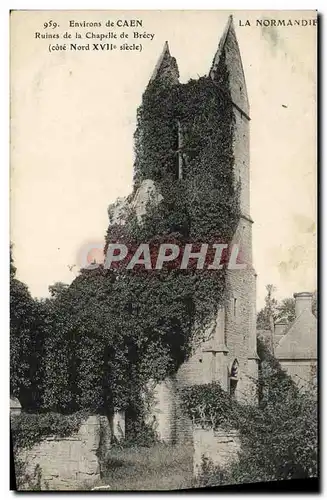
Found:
<box><xmin>44</xmin><ymin>20</ymin><xmax>58</xmax><ymax>29</ymax></box>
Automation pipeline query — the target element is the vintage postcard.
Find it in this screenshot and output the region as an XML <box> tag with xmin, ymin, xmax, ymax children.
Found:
<box><xmin>10</xmin><ymin>10</ymin><xmax>317</xmax><ymax>491</ymax></box>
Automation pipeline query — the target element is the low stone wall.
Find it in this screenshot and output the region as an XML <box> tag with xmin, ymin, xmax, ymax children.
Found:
<box><xmin>144</xmin><ymin>378</ymin><xmax>176</xmax><ymax>443</ymax></box>
<box><xmin>17</xmin><ymin>415</ymin><xmax>101</xmax><ymax>491</ymax></box>
<box><xmin>193</xmin><ymin>426</ymin><xmax>240</xmax><ymax>477</ymax></box>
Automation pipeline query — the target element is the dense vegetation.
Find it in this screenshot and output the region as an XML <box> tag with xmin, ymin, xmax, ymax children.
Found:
<box><xmin>10</xmin><ymin>249</ymin><xmax>45</xmax><ymax>410</ymax></box>
<box><xmin>11</xmin><ymin>49</ymin><xmax>239</xmax><ymax>424</ymax></box>
<box><xmin>182</xmin><ymin>339</ymin><xmax>317</xmax><ymax>485</ymax></box>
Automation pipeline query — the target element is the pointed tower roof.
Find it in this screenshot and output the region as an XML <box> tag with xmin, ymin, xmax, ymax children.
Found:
<box><xmin>210</xmin><ymin>15</ymin><xmax>249</xmax><ymax>116</ymax></box>
<box><xmin>149</xmin><ymin>41</ymin><xmax>179</xmax><ymax>85</ymax></box>
<box><xmin>150</xmin><ymin>41</ymin><xmax>170</xmax><ymax>82</ymax></box>
<box><xmin>210</xmin><ymin>14</ymin><xmax>233</xmax><ymax>77</ymax></box>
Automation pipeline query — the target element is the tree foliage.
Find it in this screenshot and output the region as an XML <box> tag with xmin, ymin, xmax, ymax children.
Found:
<box><xmin>256</xmin><ymin>284</ymin><xmax>278</xmax><ymax>331</ymax></box>
<box><xmin>189</xmin><ymin>339</ymin><xmax>318</xmax><ymax>485</ymax></box>
<box><xmin>257</xmin><ymin>285</ymin><xmax>318</xmax><ymax>330</ymax></box>
<box><xmin>10</xmin><ymin>248</ymin><xmax>45</xmax><ymax>409</ymax></box>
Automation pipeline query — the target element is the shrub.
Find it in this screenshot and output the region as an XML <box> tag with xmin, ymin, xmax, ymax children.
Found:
<box><xmin>11</xmin><ymin>411</ymin><xmax>88</xmax><ymax>453</ymax></box>
<box><xmin>180</xmin><ymin>382</ymin><xmax>239</xmax><ymax>430</ymax></box>
<box><xmin>184</xmin><ymin>340</ymin><xmax>318</xmax><ymax>486</ymax></box>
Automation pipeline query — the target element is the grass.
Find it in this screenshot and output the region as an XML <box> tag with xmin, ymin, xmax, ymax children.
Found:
<box><xmin>99</xmin><ymin>443</ymin><xmax>194</xmax><ymax>491</ymax></box>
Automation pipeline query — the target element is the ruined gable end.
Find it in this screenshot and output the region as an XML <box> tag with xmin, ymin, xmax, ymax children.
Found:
<box><xmin>149</xmin><ymin>41</ymin><xmax>179</xmax><ymax>86</ymax></box>
<box><xmin>210</xmin><ymin>16</ymin><xmax>249</xmax><ymax>117</ymax></box>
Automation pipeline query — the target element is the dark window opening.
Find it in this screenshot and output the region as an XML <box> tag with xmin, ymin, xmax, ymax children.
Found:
<box><xmin>230</xmin><ymin>378</ymin><xmax>238</xmax><ymax>398</ymax></box>
<box><xmin>171</xmin><ymin>121</ymin><xmax>185</xmax><ymax>181</ymax></box>
<box><xmin>172</xmin><ymin>124</ymin><xmax>179</xmax><ymax>180</ymax></box>
<box><xmin>233</xmin><ymin>298</ymin><xmax>237</xmax><ymax>317</ymax></box>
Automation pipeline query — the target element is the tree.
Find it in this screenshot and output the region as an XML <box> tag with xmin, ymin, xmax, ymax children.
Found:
<box><xmin>256</xmin><ymin>284</ymin><xmax>278</xmax><ymax>354</ymax></box>
<box><xmin>10</xmin><ymin>243</ymin><xmax>16</xmax><ymax>279</ymax></box>
<box><xmin>275</xmin><ymin>291</ymin><xmax>317</xmax><ymax>323</ymax></box>
<box><xmin>276</xmin><ymin>297</ymin><xmax>296</xmax><ymax>323</ymax></box>
<box><xmin>48</xmin><ymin>282</ymin><xmax>69</xmax><ymax>299</ymax></box>
<box><xmin>250</xmin><ymin>340</ymin><xmax>317</xmax><ymax>480</ymax></box>
<box><xmin>42</xmin><ymin>268</ymin><xmax>173</xmax><ymax>419</ymax></box>
<box><xmin>256</xmin><ymin>284</ymin><xmax>278</xmax><ymax>331</ymax></box>
<box><xmin>258</xmin><ymin>287</ymin><xmax>318</xmax><ymax>329</ymax></box>
<box><xmin>194</xmin><ymin>339</ymin><xmax>318</xmax><ymax>486</ymax></box>
<box><xmin>10</xmin><ymin>248</ymin><xmax>45</xmax><ymax>409</ymax></box>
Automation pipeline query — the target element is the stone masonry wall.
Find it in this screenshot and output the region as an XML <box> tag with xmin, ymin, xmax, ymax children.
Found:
<box><xmin>279</xmin><ymin>360</ymin><xmax>318</xmax><ymax>391</ymax></box>
<box><xmin>225</xmin><ymin>265</ymin><xmax>258</xmax><ymax>402</ymax></box>
<box><xmin>145</xmin><ymin>377</ymin><xmax>177</xmax><ymax>443</ymax></box>
<box><xmin>223</xmin><ymin>93</ymin><xmax>258</xmax><ymax>402</ymax></box>
<box><xmin>193</xmin><ymin>426</ymin><xmax>241</xmax><ymax>477</ymax></box>
<box><xmin>16</xmin><ymin>415</ymin><xmax>101</xmax><ymax>491</ymax></box>
<box><xmin>223</xmin><ymin>21</ymin><xmax>250</xmax><ymax>117</ymax></box>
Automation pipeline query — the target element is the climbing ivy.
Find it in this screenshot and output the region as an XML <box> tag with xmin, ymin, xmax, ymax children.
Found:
<box><xmin>180</xmin><ymin>382</ymin><xmax>239</xmax><ymax>431</ymax></box>
<box><xmin>11</xmin><ymin>411</ymin><xmax>88</xmax><ymax>453</ymax></box>
<box><xmin>42</xmin><ymin>49</ymin><xmax>240</xmax><ymax>422</ymax></box>
<box><xmin>103</xmin><ymin>48</ymin><xmax>240</xmax><ymax>376</ymax></box>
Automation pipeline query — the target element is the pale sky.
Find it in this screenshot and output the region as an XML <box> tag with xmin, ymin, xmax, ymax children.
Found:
<box><xmin>10</xmin><ymin>10</ymin><xmax>317</xmax><ymax>309</ymax></box>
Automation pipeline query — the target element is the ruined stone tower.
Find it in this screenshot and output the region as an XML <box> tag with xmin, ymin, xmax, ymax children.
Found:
<box><xmin>140</xmin><ymin>16</ymin><xmax>258</xmax><ymax>442</ymax></box>
<box><xmin>109</xmin><ymin>16</ymin><xmax>259</xmax><ymax>442</ymax></box>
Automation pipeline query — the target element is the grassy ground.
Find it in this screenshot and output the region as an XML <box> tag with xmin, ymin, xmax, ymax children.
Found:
<box><xmin>100</xmin><ymin>443</ymin><xmax>194</xmax><ymax>491</ymax></box>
